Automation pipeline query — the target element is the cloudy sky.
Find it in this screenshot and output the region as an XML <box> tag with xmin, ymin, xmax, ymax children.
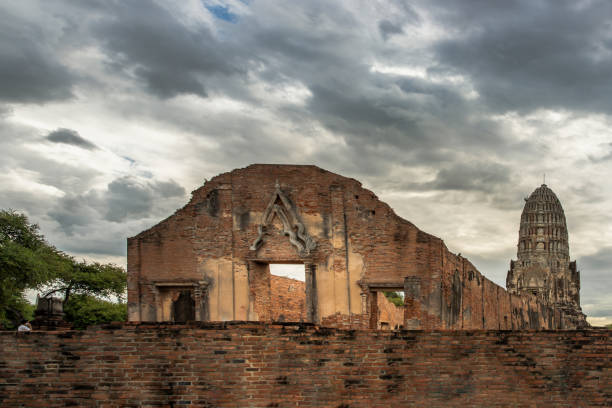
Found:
<box><xmin>1</xmin><ymin>0</ymin><xmax>611</xmax><ymax>325</ymax></box>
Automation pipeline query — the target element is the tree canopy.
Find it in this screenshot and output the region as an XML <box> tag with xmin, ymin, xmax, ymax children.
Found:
<box><xmin>383</xmin><ymin>291</ymin><xmax>405</xmax><ymax>307</ymax></box>
<box><xmin>43</xmin><ymin>260</ymin><xmax>126</xmax><ymax>305</ymax></box>
<box><xmin>0</xmin><ymin>210</ymin><xmax>69</xmax><ymax>326</ymax></box>
<box><xmin>0</xmin><ymin>209</ymin><xmax>126</xmax><ymax>328</ymax></box>
<box><xmin>64</xmin><ymin>294</ymin><xmax>127</xmax><ymax>329</ymax></box>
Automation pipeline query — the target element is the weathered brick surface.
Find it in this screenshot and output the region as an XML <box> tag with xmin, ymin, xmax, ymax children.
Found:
<box><xmin>1</xmin><ymin>324</ymin><xmax>610</xmax><ymax>407</ymax></box>
<box><xmin>270</xmin><ymin>275</ymin><xmax>306</xmax><ymax>322</ymax></box>
<box><xmin>128</xmin><ymin>164</ymin><xmax>583</xmax><ymax>329</ymax></box>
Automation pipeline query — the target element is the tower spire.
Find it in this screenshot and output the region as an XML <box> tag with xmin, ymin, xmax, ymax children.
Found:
<box><xmin>507</xmin><ymin>183</ymin><xmax>586</xmax><ymax>327</ymax></box>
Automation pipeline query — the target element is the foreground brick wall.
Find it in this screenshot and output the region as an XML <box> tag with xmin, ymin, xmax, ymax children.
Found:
<box><xmin>1</xmin><ymin>323</ymin><xmax>609</xmax><ymax>407</ymax></box>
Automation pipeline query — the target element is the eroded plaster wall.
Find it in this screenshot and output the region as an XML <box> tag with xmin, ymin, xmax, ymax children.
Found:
<box><xmin>128</xmin><ymin>164</ymin><xmax>583</xmax><ymax>329</ymax></box>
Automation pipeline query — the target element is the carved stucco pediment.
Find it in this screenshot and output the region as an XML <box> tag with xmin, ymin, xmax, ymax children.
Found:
<box><xmin>250</xmin><ymin>181</ymin><xmax>316</xmax><ymax>256</ymax></box>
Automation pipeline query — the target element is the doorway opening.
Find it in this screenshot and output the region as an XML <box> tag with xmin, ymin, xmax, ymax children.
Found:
<box><xmin>172</xmin><ymin>290</ymin><xmax>195</xmax><ymax>322</ymax></box>
<box><xmin>269</xmin><ymin>264</ymin><xmax>307</xmax><ymax>322</ymax></box>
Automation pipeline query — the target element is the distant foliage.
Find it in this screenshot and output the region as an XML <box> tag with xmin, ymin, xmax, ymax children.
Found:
<box><xmin>43</xmin><ymin>260</ymin><xmax>127</xmax><ymax>305</ymax></box>
<box><xmin>0</xmin><ymin>210</ymin><xmax>71</xmax><ymax>328</ymax></box>
<box><xmin>64</xmin><ymin>295</ymin><xmax>127</xmax><ymax>329</ymax></box>
<box><xmin>383</xmin><ymin>291</ymin><xmax>405</xmax><ymax>307</ymax></box>
<box><xmin>0</xmin><ymin>209</ymin><xmax>127</xmax><ymax>329</ymax></box>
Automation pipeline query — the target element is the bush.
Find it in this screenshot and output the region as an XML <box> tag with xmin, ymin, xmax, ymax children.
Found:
<box><xmin>64</xmin><ymin>295</ymin><xmax>127</xmax><ymax>329</ymax></box>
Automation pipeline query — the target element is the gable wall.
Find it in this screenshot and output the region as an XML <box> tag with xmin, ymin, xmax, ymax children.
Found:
<box><xmin>128</xmin><ymin>164</ymin><xmax>580</xmax><ymax>329</ymax></box>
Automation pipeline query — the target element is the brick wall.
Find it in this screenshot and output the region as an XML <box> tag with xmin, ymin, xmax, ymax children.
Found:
<box><xmin>270</xmin><ymin>275</ymin><xmax>306</xmax><ymax>322</ymax></box>
<box><xmin>320</xmin><ymin>312</ymin><xmax>369</xmax><ymax>329</ymax></box>
<box><xmin>1</xmin><ymin>324</ymin><xmax>609</xmax><ymax>407</ymax></box>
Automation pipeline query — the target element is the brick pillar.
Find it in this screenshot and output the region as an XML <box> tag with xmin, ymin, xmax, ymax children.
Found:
<box><xmin>404</xmin><ymin>276</ymin><xmax>421</xmax><ymax>329</ymax></box>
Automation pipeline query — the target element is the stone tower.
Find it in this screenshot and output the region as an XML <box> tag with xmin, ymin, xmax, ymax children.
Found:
<box><xmin>507</xmin><ymin>184</ymin><xmax>587</xmax><ymax>327</ymax></box>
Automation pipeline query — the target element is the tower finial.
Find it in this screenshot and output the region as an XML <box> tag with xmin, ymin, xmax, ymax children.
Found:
<box><xmin>543</xmin><ymin>173</ymin><xmax>546</xmax><ymax>185</ymax></box>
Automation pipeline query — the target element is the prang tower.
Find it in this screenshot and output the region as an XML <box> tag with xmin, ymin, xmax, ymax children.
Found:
<box><xmin>507</xmin><ymin>184</ymin><xmax>587</xmax><ymax>327</ymax></box>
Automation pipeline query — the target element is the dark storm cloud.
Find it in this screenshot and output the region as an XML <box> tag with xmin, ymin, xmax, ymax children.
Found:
<box><xmin>69</xmin><ymin>0</ymin><xmax>537</xmax><ymax>202</ymax></box>
<box><xmin>579</xmin><ymin>247</ymin><xmax>612</xmax><ymax>274</ymax></box>
<box><xmin>154</xmin><ymin>180</ymin><xmax>187</xmax><ymax>198</ymax></box>
<box><xmin>227</xmin><ymin>2</ymin><xmax>527</xmax><ymax>170</ymax></box>
<box><xmin>86</xmin><ymin>0</ymin><xmax>524</xmax><ymax>198</ymax></box>
<box><xmin>47</xmin><ymin>176</ymin><xmax>186</xmax><ymax>231</ymax></box>
<box><xmin>58</xmin><ymin>234</ymin><xmax>127</xmax><ymax>257</ymax></box>
<box><xmin>92</xmin><ymin>1</ymin><xmax>241</xmax><ymax>98</ymax></box>
<box><xmin>102</xmin><ymin>176</ymin><xmax>186</xmax><ymax>222</ymax></box>
<box><xmin>103</xmin><ymin>177</ymin><xmax>185</xmax><ymax>222</ymax></box>
<box><xmin>378</xmin><ymin>20</ymin><xmax>404</xmax><ymax>40</ymax></box>
<box><xmin>308</xmin><ymin>84</ymin><xmax>421</xmax><ymax>134</ymax></box>
<box><xmin>381</xmin><ymin>161</ymin><xmax>513</xmax><ymax>197</ymax></box>
<box><xmin>0</xmin><ymin>6</ymin><xmax>73</xmax><ymax>103</ymax></box>
<box><xmin>46</xmin><ymin>128</ymin><xmax>97</xmax><ymax>150</ymax></box>
<box><xmin>429</xmin><ymin>161</ymin><xmax>511</xmax><ymax>192</ymax></box>
<box><xmin>47</xmin><ymin>194</ymin><xmax>99</xmax><ymax>233</ymax></box>
<box><xmin>20</xmin><ymin>0</ymin><xmax>530</xmax><ymax>187</ymax></box>
<box><xmin>578</xmin><ymin>247</ymin><xmax>612</xmax><ymax>317</ymax></box>
<box><xmin>103</xmin><ymin>177</ymin><xmax>155</xmax><ymax>222</ymax></box>
<box><xmin>430</xmin><ymin>0</ymin><xmax>612</xmax><ymax>113</ymax></box>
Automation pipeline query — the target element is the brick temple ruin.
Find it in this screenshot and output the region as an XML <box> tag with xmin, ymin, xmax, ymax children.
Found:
<box><xmin>127</xmin><ymin>164</ymin><xmax>588</xmax><ymax>329</ymax></box>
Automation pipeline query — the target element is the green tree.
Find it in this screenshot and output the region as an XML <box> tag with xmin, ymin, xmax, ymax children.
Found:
<box><xmin>64</xmin><ymin>294</ymin><xmax>127</xmax><ymax>329</ymax></box>
<box><xmin>383</xmin><ymin>291</ymin><xmax>405</xmax><ymax>307</ymax></box>
<box><xmin>0</xmin><ymin>210</ymin><xmax>71</xmax><ymax>327</ymax></box>
<box><xmin>43</xmin><ymin>260</ymin><xmax>128</xmax><ymax>329</ymax></box>
<box><xmin>42</xmin><ymin>261</ymin><xmax>127</xmax><ymax>305</ymax></box>
<box><xmin>0</xmin><ymin>209</ymin><xmax>127</xmax><ymax>329</ymax></box>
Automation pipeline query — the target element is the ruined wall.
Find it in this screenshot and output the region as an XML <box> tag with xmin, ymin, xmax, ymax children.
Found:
<box><xmin>376</xmin><ymin>293</ymin><xmax>405</xmax><ymax>330</ymax></box>
<box><xmin>128</xmin><ymin>164</ymin><xmax>580</xmax><ymax>329</ymax></box>
<box><xmin>270</xmin><ymin>275</ymin><xmax>306</xmax><ymax>322</ymax></box>
<box><xmin>1</xmin><ymin>324</ymin><xmax>610</xmax><ymax>407</ymax></box>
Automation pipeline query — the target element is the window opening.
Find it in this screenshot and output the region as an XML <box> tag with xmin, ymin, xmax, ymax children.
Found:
<box><xmin>372</xmin><ymin>290</ymin><xmax>405</xmax><ymax>330</ymax></box>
